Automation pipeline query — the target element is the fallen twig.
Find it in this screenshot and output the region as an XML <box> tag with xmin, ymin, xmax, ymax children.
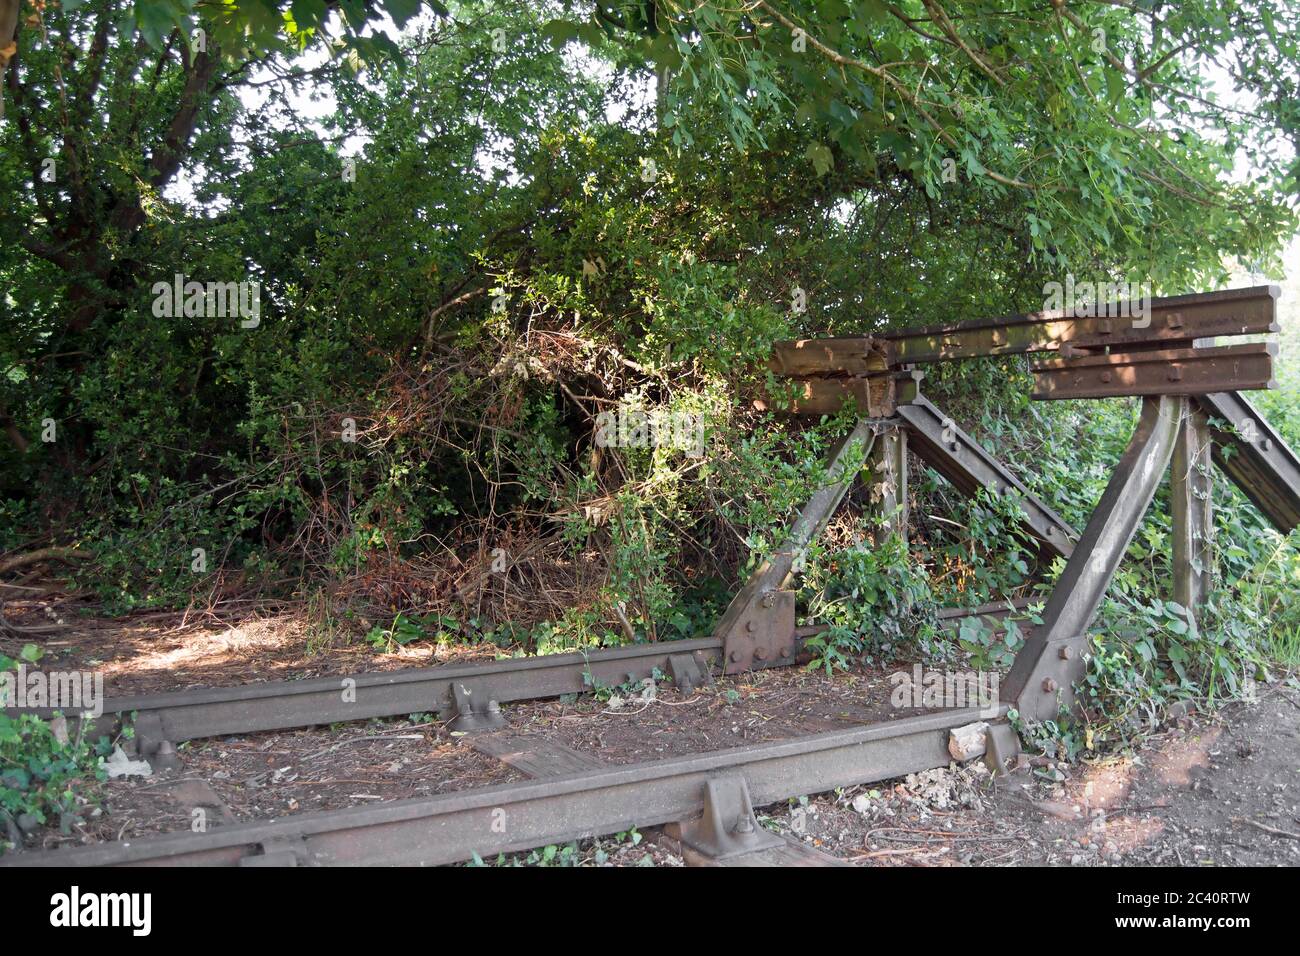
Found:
<box><xmin>1235</xmin><ymin>817</ymin><xmax>1300</xmax><ymax>840</ymax></box>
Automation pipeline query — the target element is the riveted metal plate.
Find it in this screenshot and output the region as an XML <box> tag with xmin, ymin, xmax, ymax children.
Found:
<box><xmin>722</xmin><ymin>590</ymin><xmax>796</xmax><ymax>675</ymax></box>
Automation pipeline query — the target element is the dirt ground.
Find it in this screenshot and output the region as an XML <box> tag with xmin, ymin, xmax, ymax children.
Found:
<box><xmin>762</xmin><ymin>686</ymin><xmax>1300</xmax><ymax>867</ymax></box>
<box><xmin>0</xmin><ymin>604</ymin><xmax>504</xmax><ymax>697</ymax></box>
<box><xmin>5</xmin><ymin>607</ymin><xmax>1299</xmax><ymax>866</ymax></box>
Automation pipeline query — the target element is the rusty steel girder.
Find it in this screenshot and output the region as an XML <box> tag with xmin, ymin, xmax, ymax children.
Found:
<box><xmin>712</xmin><ymin>419</ymin><xmax>876</xmax><ymax>673</ymax></box>
<box><xmin>1030</xmin><ymin>343</ymin><xmax>1276</xmax><ymax>400</ymax></box>
<box><xmin>896</xmin><ymin>395</ymin><xmax>1077</xmax><ymax>561</ymax></box>
<box><xmin>1197</xmin><ymin>390</ymin><xmax>1300</xmax><ymax>533</ymax></box>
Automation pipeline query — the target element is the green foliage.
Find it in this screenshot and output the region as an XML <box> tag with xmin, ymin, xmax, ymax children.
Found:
<box><xmin>956</xmin><ymin>610</ymin><xmax>1035</xmax><ymax>672</ymax></box>
<box><xmin>801</xmin><ymin>533</ymin><xmax>937</xmax><ymax>672</ymax></box>
<box><xmin>468</xmin><ymin>827</ymin><xmax>647</xmax><ymax>866</ymax></box>
<box><xmin>597</xmin><ymin>1</ymin><xmax>1297</xmax><ymax>286</ymax></box>
<box><xmin>0</xmin><ymin>648</ymin><xmax>111</xmax><ymax>852</ymax></box>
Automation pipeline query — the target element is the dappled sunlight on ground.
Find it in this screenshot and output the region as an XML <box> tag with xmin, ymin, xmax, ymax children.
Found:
<box><xmin>1148</xmin><ymin>727</ymin><xmax>1220</xmax><ymax>787</ymax></box>
<box><xmin>1</xmin><ymin>605</ymin><xmax>503</xmax><ymax>697</ymax></box>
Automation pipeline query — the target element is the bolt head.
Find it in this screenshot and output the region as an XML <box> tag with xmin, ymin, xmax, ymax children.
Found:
<box><xmin>1059</xmin><ymin>646</ymin><xmax>1073</xmax><ymax>660</ymax></box>
<box><xmin>1042</xmin><ymin>678</ymin><xmax>1058</xmax><ymax>693</ymax></box>
<box><xmin>746</xmin><ymin>621</ymin><xmax>757</xmax><ymax>633</ymax></box>
<box><xmin>760</xmin><ymin>593</ymin><xmax>775</xmax><ymax>609</ymax></box>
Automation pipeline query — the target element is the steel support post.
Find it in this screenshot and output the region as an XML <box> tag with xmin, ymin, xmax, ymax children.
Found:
<box><xmin>1171</xmin><ymin>407</ymin><xmax>1213</xmax><ymax>619</ymax></box>
<box><xmin>869</xmin><ymin>423</ymin><xmax>908</xmax><ymax>542</ymax></box>
<box><xmin>1003</xmin><ymin>396</ymin><xmax>1185</xmax><ymax>721</ymax></box>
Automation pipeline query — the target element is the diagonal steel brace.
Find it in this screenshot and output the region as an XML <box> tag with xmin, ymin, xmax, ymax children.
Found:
<box><xmin>896</xmin><ymin>394</ymin><xmax>1077</xmax><ymax>561</ymax></box>
<box><xmin>1003</xmin><ymin>396</ymin><xmax>1185</xmax><ymax>721</ymax></box>
<box><xmin>712</xmin><ymin>419</ymin><xmax>877</xmax><ymax>673</ymax></box>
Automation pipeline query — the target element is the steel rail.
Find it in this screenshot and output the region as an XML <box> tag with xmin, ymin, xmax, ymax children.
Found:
<box><xmin>881</xmin><ymin>285</ymin><xmax>1279</xmax><ymax>365</ymax></box>
<box><xmin>2</xmin><ymin>706</ymin><xmax>1003</xmax><ymax>868</ymax></box>
<box><xmin>768</xmin><ymin>286</ymin><xmax>1279</xmax><ymax>373</ymax></box>
<box><xmin>1030</xmin><ymin>343</ymin><xmax>1276</xmax><ymax>400</ymax></box>
<box><xmin>6</xmin><ymin>637</ymin><xmax>724</xmax><ymax>746</ymax></box>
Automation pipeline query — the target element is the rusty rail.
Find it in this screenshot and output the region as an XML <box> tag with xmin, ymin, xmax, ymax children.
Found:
<box><xmin>5</xmin><ymin>638</ymin><xmax>723</xmax><ymax>757</ymax></box>
<box><xmin>1031</xmin><ymin>343</ymin><xmax>1276</xmax><ymax>400</ymax></box>
<box><xmin>1</xmin><ymin>706</ymin><xmax>1000</xmax><ymax>868</ymax></box>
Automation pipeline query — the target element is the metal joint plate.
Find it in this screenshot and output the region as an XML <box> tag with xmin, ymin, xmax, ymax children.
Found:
<box><xmin>722</xmin><ymin>590</ymin><xmax>796</xmax><ymax>675</ymax></box>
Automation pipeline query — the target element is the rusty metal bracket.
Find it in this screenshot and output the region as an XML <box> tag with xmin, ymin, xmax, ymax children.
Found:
<box><xmin>667</xmin><ymin>652</ymin><xmax>712</xmax><ymax>694</ymax></box>
<box><xmin>983</xmin><ymin>722</ymin><xmax>1022</xmax><ymax>776</ymax></box>
<box><xmin>675</xmin><ymin>775</ymin><xmax>783</xmax><ymax>861</ymax></box>
<box><xmin>444</xmin><ymin>682</ymin><xmax>506</xmax><ymax>733</ymax></box>
<box><xmin>239</xmin><ymin>836</ymin><xmax>310</xmax><ymax>867</ymax></box>
<box><xmin>1003</xmin><ymin>397</ymin><xmax>1184</xmax><ymax>721</ymax></box>
<box><xmin>132</xmin><ymin>712</ymin><xmax>180</xmax><ymax>771</ymax></box>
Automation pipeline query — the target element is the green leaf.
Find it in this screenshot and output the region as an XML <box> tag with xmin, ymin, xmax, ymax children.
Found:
<box><xmin>807</xmin><ymin>143</ymin><xmax>834</xmax><ymax>176</ymax></box>
<box><xmin>290</xmin><ymin>0</ymin><xmax>330</xmax><ymax>31</ymax></box>
<box><xmin>542</xmin><ymin>19</ymin><xmax>579</xmax><ymax>47</ymax></box>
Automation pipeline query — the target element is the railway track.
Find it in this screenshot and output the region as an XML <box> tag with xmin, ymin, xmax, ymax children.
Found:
<box><xmin>5</xmin><ymin>602</ymin><xmax>1026</xmax><ymax>762</ymax></box>
<box><xmin>0</xmin><ymin>604</ymin><xmax>1024</xmax><ymax>868</ymax></box>
<box><xmin>1</xmin><ymin>707</ymin><xmax>1002</xmax><ymax>867</ymax></box>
